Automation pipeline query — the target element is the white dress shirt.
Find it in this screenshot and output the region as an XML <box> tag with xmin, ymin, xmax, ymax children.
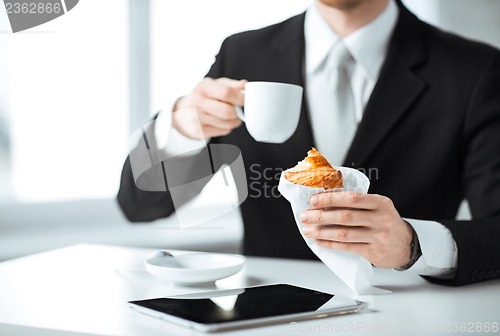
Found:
<box><xmin>305</xmin><ymin>0</ymin><xmax>457</xmax><ymax>276</ymax></box>
<box><xmin>154</xmin><ymin>0</ymin><xmax>457</xmax><ymax>277</ymax></box>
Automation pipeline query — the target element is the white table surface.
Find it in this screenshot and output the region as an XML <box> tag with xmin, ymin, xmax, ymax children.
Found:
<box><xmin>0</xmin><ymin>244</ymin><xmax>499</xmax><ymax>336</ymax></box>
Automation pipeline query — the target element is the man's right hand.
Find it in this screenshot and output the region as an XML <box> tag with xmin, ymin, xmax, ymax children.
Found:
<box><xmin>172</xmin><ymin>77</ymin><xmax>246</xmax><ymax>140</ymax></box>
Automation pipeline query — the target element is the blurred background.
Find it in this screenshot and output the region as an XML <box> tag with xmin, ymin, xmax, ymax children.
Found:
<box><xmin>1</xmin><ymin>0</ymin><xmax>499</xmax><ymax>260</ymax></box>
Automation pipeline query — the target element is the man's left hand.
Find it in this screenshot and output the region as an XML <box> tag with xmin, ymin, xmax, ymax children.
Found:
<box><xmin>300</xmin><ymin>191</ymin><xmax>413</xmax><ymax>269</ymax></box>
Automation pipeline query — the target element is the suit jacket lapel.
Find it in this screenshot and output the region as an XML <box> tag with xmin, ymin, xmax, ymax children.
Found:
<box><xmin>344</xmin><ymin>5</ymin><xmax>427</xmax><ymax>168</ymax></box>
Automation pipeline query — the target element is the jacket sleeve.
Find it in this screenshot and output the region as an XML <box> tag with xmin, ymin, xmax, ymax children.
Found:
<box><xmin>424</xmin><ymin>51</ymin><xmax>500</xmax><ymax>286</ymax></box>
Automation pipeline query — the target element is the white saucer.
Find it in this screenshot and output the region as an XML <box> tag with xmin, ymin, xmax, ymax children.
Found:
<box><xmin>144</xmin><ymin>252</ymin><xmax>245</xmax><ymax>284</ymax></box>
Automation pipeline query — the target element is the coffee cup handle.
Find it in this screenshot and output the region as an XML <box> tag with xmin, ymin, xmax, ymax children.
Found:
<box><xmin>235</xmin><ymin>90</ymin><xmax>245</xmax><ymax>121</ymax></box>
<box><xmin>235</xmin><ymin>106</ymin><xmax>245</xmax><ymax>121</ymax></box>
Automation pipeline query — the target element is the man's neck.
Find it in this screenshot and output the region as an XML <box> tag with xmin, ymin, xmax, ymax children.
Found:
<box><xmin>316</xmin><ymin>0</ymin><xmax>390</xmax><ymax>37</ymax></box>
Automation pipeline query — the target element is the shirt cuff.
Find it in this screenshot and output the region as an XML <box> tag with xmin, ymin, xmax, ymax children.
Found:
<box><xmin>153</xmin><ymin>107</ymin><xmax>207</xmax><ymax>157</ymax></box>
<box><xmin>399</xmin><ymin>218</ymin><xmax>458</xmax><ymax>278</ymax></box>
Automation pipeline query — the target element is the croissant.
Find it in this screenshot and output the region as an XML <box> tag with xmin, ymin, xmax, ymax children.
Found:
<box><xmin>285</xmin><ymin>148</ymin><xmax>343</xmax><ymax>189</ymax></box>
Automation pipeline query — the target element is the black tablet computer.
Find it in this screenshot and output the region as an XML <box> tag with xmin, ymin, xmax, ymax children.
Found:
<box><xmin>128</xmin><ymin>284</ymin><xmax>367</xmax><ymax>332</ymax></box>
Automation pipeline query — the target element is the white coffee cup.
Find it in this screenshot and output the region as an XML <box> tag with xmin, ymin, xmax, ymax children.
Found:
<box><xmin>235</xmin><ymin>81</ymin><xmax>303</xmax><ymax>143</ymax></box>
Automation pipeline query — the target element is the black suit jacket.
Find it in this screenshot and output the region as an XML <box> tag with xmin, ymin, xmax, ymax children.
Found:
<box><xmin>118</xmin><ymin>3</ymin><xmax>500</xmax><ymax>286</ymax></box>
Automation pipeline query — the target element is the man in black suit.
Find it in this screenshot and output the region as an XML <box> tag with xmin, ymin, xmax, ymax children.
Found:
<box><xmin>118</xmin><ymin>0</ymin><xmax>500</xmax><ymax>286</ymax></box>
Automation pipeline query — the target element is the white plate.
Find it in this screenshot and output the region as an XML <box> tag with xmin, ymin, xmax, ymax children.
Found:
<box><xmin>144</xmin><ymin>252</ymin><xmax>245</xmax><ymax>284</ymax></box>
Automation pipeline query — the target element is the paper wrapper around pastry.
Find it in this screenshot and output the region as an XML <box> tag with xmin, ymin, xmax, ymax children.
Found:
<box><xmin>278</xmin><ymin>166</ymin><xmax>390</xmax><ymax>295</ymax></box>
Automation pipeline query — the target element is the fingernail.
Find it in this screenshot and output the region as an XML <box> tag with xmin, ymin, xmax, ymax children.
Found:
<box><xmin>302</xmin><ymin>226</ymin><xmax>312</xmax><ymax>235</ymax></box>
<box><xmin>300</xmin><ymin>212</ymin><xmax>309</xmax><ymax>223</ymax></box>
<box><xmin>310</xmin><ymin>195</ymin><xmax>319</xmax><ymax>206</ymax></box>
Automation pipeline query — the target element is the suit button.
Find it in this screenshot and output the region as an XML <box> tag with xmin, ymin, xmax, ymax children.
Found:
<box><xmin>479</xmin><ymin>270</ymin><xmax>487</xmax><ymax>281</ymax></box>
<box><xmin>471</xmin><ymin>270</ymin><xmax>479</xmax><ymax>281</ymax></box>
<box><xmin>486</xmin><ymin>270</ymin><xmax>494</xmax><ymax>279</ymax></box>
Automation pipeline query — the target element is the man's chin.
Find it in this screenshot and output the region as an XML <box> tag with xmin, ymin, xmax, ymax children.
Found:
<box><xmin>319</xmin><ymin>0</ymin><xmax>366</xmax><ymax>10</ymax></box>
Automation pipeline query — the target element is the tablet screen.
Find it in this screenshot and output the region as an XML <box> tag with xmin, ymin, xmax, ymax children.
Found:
<box><xmin>129</xmin><ymin>284</ymin><xmax>334</xmax><ymax>324</ymax></box>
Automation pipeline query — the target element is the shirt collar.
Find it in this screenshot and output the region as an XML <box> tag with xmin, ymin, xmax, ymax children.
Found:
<box><xmin>305</xmin><ymin>0</ymin><xmax>398</xmax><ymax>80</ymax></box>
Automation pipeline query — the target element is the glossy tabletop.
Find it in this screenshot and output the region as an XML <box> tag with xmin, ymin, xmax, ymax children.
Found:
<box><xmin>1</xmin><ymin>244</ymin><xmax>499</xmax><ymax>336</ymax></box>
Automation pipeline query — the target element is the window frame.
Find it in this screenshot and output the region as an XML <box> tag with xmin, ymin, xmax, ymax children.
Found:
<box><xmin>0</xmin><ymin>0</ymin><xmax>151</xmax><ymax>221</ymax></box>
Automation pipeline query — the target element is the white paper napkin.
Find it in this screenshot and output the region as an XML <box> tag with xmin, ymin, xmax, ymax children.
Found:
<box><xmin>278</xmin><ymin>166</ymin><xmax>390</xmax><ymax>295</ymax></box>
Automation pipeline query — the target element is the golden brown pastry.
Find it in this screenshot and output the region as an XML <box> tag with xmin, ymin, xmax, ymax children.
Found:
<box><xmin>285</xmin><ymin>148</ymin><xmax>343</xmax><ymax>189</ymax></box>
